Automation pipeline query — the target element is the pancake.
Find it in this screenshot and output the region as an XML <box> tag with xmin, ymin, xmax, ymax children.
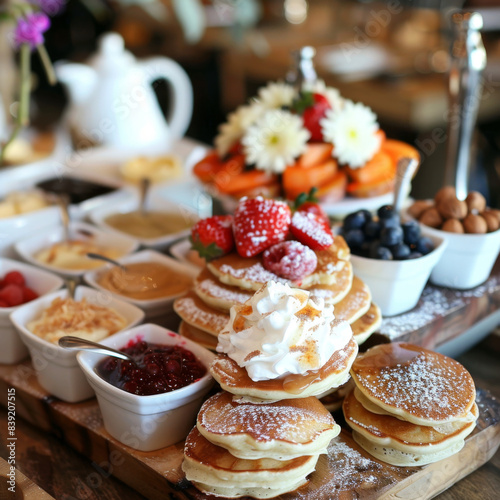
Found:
<box><xmin>208</xmin><ymin>237</ymin><xmax>351</xmax><ymax>291</ymax></box>
<box><xmin>331</xmin><ymin>276</ymin><xmax>371</xmax><ymax>324</ymax></box>
<box><xmin>194</xmin><ymin>267</ymin><xmax>254</xmax><ymax>311</ymax></box>
<box><xmin>351</xmin><ymin>302</ymin><xmax>381</xmax><ymax>345</ymax></box>
<box><xmin>318</xmin><ymin>378</ymin><xmax>355</xmax><ymax>412</ymax></box>
<box><xmin>210</xmin><ymin>337</ymin><xmax>358</xmax><ymax>400</ymax></box>
<box><xmin>343</xmin><ymin>390</ymin><xmax>478</xmax><ymax>466</ymax></box>
<box><xmin>183</xmin><ymin>427</ymin><xmax>317</xmax><ymax>498</ymax></box>
<box><xmin>197</xmin><ymin>391</ymin><xmax>340</xmax><ymax>460</ymax></box>
<box><xmin>173</xmin><ymin>291</ymin><xmax>229</xmax><ymax>336</ymax></box>
<box><xmin>351</xmin><ymin>343</ymin><xmax>476</xmax><ymax>426</ymax></box>
<box><xmin>178</xmin><ymin>320</ymin><xmax>218</xmax><ymax>351</ymax></box>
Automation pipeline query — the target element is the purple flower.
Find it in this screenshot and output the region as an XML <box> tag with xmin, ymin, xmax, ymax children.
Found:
<box><xmin>32</xmin><ymin>0</ymin><xmax>66</xmax><ymax>16</ymax></box>
<box><xmin>13</xmin><ymin>13</ymin><xmax>51</xmax><ymax>49</ymax></box>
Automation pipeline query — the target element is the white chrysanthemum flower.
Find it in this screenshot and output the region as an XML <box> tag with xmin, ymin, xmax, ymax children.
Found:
<box><xmin>242</xmin><ymin>109</ymin><xmax>310</xmax><ymax>174</ymax></box>
<box><xmin>257</xmin><ymin>81</ymin><xmax>295</xmax><ymax>109</ymax></box>
<box><xmin>320</xmin><ymin>100</ymin><xmax>381</xmax><ymax>168</ymax></box>
<box><xmin>303</xmin><ymin>79</ymin><xmax>344</xmax><ymax>110</ymax></box>
<box><xmin>215</xmin><ymin>102</ymin><xmax>265</xmax><ymax>156</ymax></box>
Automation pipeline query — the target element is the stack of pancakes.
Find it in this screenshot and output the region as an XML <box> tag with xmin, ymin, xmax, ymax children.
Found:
<box><xmin>343</xmin><ymin>342</ymin><xmax>478</xmax><ymax>466</ymax></box>
<box><xmin>174</xmin><ymin>236</ymin><xmax>381</xmax><ymax>351</ymax></box>
<box><xmin>182</xmin><ymin>279</ymin><xmax>360</xmax><ymax>498</ymax></box>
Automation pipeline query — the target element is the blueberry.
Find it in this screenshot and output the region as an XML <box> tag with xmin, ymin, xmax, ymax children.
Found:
<box><xmin>402</xmin><ymin>220</ymin><xmax>421</xmax><ymax>245</ymax></box>
<box><xmin>380</xmin><ymin>213</ymin><xmax>401</xmax><ymax>229</ymax></box>
<box><xmin>377</xmin><ymin>205</ymin><xmax>395</xmax><ymax>220</ymax></box>
<box><xmin>408</xmin><ymin>251</ymin><xmax>423</xmax><ymax>259</ymax></box>
<box><xmin>364</xmin><ymin>220</ymin><xmax>381</xmax><ymax>240</ymax></box>
<box><xmin>391</xmin><ymin>243</ymin><xmax>411</xmax><ymax>260</ymax></box>
<box><xmin>343</xmin><ymin>210</ymin><xmax>369</xmax><ymax>231</ymax></box>
<box><xmin>370</xmin><ymin>244</ymin><xmax>393</xmax><ymax>260</ymax></box>
<box><xmin>358</xmin><ymin>209</ymin><xmax>372</xmax><ymax>223</ymax></box>
<box><xmin>358</xmin><ymin>241</ymin><xmax>371</xmax><ymax>257</ymax></box>
<box><xmin>380</xmin><ymin>226</ymin><xmax>403</xmax><ymax>247</ymax></box>
<box><xmin>343</xmin><ymin>228</ymin><xmax>364</xmax><ymax>248</ymax></box>
<box><xmin>416</xmin><ymin>236</ymin><xmax>434</xmax><ymax>255</ymax></box>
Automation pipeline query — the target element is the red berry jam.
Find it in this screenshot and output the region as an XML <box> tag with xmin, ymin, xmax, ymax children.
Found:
<box><xmin>96</xmin><ymin>340</ymin><xmax>206</xmax><ymax>396</ymax></box>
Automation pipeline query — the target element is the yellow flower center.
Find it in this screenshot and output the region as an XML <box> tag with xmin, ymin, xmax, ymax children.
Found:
<box><xmin>348</xmin><ymin>129</ymin><xmax>358</xmax><ymax>140</ymax></box>
<box><xmin>269</xmin><ymin>135</ymin><xmax>280</xmax><ymax>145</ymax></box>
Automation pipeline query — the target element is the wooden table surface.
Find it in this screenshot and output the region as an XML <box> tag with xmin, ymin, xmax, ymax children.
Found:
<box><xmin>0</xmin><ymin>332</ymin><xmax>498</xmax><ymax>500</ymax></box>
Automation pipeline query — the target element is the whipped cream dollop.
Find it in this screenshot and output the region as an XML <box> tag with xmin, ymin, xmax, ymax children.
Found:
<box><xmin>217</xmin><ymin>281</ymin><xmax>353</xmax><ymax>382</ymax></box>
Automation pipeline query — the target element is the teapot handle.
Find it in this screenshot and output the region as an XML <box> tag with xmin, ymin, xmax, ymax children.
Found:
<box><xmin>140</xmin><ymin>57</ymin><xmax>193</xmax><ymax>141</ymax></box>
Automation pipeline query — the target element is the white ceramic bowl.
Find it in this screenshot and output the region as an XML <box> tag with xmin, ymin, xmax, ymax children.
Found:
<box><xmin>350</xmin><ymin>232</ymin><xmax>447</xmax><ymax>316</ymax></box>
<box><xmin>418</xmin><ymin>225</ymin><xmax>500</xmax><ymax>289</ymax></box>
<box><xmin>88</xmin><ymin>195</ymin><xmax>199</xmax><ymax>249</ymax></box>
<box><xmin>14</xmin><ymin>221</ymin><xmax>139</xmax><ymax>278</ymax></box>
<box><xmin>10</xmin><ymin>286</ymin><xmax>144</xmax><ymax>403</ymax></box>
<box><xmin>76</xmin><ymin>323</ymin><xmax>215</xmax><ymax>451</ymax></box>
<box><xmin>83</xmin><ymin>249</ymin><xmax>198</xmax><ymax>318</ymax></box>
<box><xmin>0</xmin><ymin>258</ymin><xmax>64</xmax><ymax>364</ymax></box>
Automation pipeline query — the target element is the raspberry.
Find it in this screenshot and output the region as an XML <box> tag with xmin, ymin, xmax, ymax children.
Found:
<box><xmin>22</xmin><ymin>287</ymin><xmax>39</xmax><ymax>302</ymax></box>
<box><xmin>263</xmin><ymin>241</ymin><xmax>317</xmax><ymax>281</ymax></box>
<box><xmin>3</xmin><ymin>271</ymin><xmax>25</xmax><ymax>287</ymax></box>
<box><xmin>0</xmin><ymin>284</ymin><xmax>24</xmax><ymax>307</ymax></box>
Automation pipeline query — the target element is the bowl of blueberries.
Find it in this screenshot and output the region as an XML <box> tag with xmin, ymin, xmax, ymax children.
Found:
<box><xmin>339</xmin><ymin>205</ymin><xmax>447</xmax><ymax>316</ymax></box>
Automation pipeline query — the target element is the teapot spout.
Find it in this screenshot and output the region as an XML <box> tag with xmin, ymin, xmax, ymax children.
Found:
<box><xmin>55</xmin><ymin>62</ymin><xmax>97</xmax><ymax>105</ymax></box>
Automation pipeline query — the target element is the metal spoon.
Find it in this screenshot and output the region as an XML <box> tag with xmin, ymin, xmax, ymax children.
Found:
<box><xmin>139</xmin><ymin>177</ymin><xmax>151</xmax><ymax>215</ymax></box>
<box><xmin>393</xmin><ymin>157</ymin><xmax>419</xmax><ymax>215</ymax></box>
<box><xmin>86</xmin><ymin>252</ymin><xmax>128</xmax><ymax>271</ymax></box>
<box><xmin>65</xmin><ymin>278</ymin><xmax>77</xmax><ymax>299</ymax></box>
<box><xmin>58</xmin><ymin>336</ymin><xmax>135</xmax><ymax>362</ymax></box>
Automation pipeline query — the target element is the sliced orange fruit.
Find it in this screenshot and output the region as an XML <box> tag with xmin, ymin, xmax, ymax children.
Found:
<box><xmin>382</xmin><ymin>139</ymin><xmax>420</xmax><ymax>166</ymax></box>
<box><xmin>316</xmin><ymin>171</ymin><xmax>348</xmax><ymax>203</ymax></box>
<box><xmin>345</xmin><ymin>150</ymin><xmax>394</xmax><ymax>185</ymax></box>
<box><xmin>297</xmin><ymin>143</ymin><xmax>334</xmax><ymax>168</ymax></box>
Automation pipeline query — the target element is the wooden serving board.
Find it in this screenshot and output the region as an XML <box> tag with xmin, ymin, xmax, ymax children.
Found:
<box><xmin>0</xmin><ymin>361</ymin><xmax>499</xmax><ymax>500</ymax></box>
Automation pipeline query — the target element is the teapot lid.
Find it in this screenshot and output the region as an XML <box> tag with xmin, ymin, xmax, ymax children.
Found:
<box><xmin>89</xmin><ymin>32</ymin><xmax>135</xmax><ymax>72</ymax></box>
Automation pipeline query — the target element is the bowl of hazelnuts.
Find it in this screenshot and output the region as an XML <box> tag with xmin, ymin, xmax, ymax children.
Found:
<box><xmin>407</xmin><ymin>187</ymin><xmax>500</xmax><ymax>289</ymax></box>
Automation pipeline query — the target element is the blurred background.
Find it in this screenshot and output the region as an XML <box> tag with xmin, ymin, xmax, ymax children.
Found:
<box><xmin>1</xmin><ymin>0</ymin><xmax>500</xmax><ymax>205</ymax></box>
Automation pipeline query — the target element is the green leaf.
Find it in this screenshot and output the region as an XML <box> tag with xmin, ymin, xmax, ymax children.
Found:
<box><xmin>291</xmin><ymin>91</ymin><xmax>314</xmax><ymax>115</ymax></box>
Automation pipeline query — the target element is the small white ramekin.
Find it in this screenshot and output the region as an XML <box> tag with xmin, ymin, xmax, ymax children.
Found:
<box><xmin>76</xmin><ymin>323</ymin><xmax>215</xmax><ymax>451</ymax></box>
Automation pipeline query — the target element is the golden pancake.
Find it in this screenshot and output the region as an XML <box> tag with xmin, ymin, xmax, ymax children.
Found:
<box><xmin>332</xmin><ymin>276</ymin><xmax>371</xmax><ymax>324</ymax></box>
<box><xmin>351</xmin><ymin>302</ymin><xmax>381</xmax><ymax>345</ymax></box>
<box><xmin>183</xmin><ymin>427</ymin><xmax>317</xmax><ymax>499</ymax></box>
<box><xmin>343</xmin><ymin>390</ymin><xmax>478</xmax><ymax>466</ymax></box>
<box><xmin>351</xmin><ymin>343</ymin><xmax>476</xmax><ymax>426</ymax></box>
<box><xmin>178</xmin><ymin>320</ymin><xmax>218</xmax><ymax>351</ymax></box>
<box><xmin>193</xmin><ymin>267</ymin><xmax>253</xmax><ymax>311</ymax></box>
<box><xmin>210</xmin><ymin>337</ymin><xmax>358</xmax><ymax>400</ymax></box>
<box><xmin>197</xmin><ymin>391</ymin><xmax>340</xmax><ymax>460</ymax></box>
<box><xmin>318</xmin><ymin>378</ymin><xmax>355</xmax><ymax>412</ymax></box>
<box><xmin>208</xmin><ymin>237</ymin><xmax>351</xmax><ymax>291</ymax></box>
<box><xmin>173</xmin><ymin>291</ymin><xmax>229</xmax><ymax>336</ymax></box>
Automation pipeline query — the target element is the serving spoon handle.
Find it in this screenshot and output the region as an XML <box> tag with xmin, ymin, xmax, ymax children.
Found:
<box><xmin>58</xmin><ymin>336</ymin><xmax>135</xmax><ymax>362</ymax></box>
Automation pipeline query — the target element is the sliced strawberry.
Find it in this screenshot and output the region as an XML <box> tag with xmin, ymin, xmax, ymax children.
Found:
<box><xmin>290</xmin><ymin>210</ymin><xmax>334</xmax><ymax>251</ymax></box>
<box><xmin>3</xmin><ymin>270</ymin><xmax>25</xmax><ymax>287</ymax></box>
<box><xmin>234</xmin><ymin>197</ymin><xmax>291</xmax><ymax>258</ymax></box>
<box><xmin>292</xmin><ymin>91</ymin><xmax>331</xmax><ymax>142</ymax></box>
<box><xmin>190</xmin><ymin>215</ymin><xmax>234</xmax><ymax>261</ymax></box>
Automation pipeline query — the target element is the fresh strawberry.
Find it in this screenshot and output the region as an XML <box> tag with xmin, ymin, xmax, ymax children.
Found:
<box><xmin>190</xmin><ymin>215</ymin><xmax>234</xmax><ymax>261</ymax></box>
<box><xmin>290</xmin><ymin>210</ymin><xmax>334</xmax><ymax>251</ymax></box>
<box><xmin>3</xmin><ymin>270</ymin><xmax>25</xmax><ymax>287</ymax></box>
<box><xmin>233</xmin><ymin>197</ymin><xmax>291</xmax><ymax>258</ymax></box>
<box><xmin>294</xmin><ymin>188</ymin><xmax>329</xmax><ymax>224</ymax></box>
<box><xmin>292</xmin><ymin>91</ymin><xmax>331</xmax><ymax>142</ymax></box>
<box><xmin>0</xmin><ymin>300</ymin><xmax>8</xmax><ymax>308</ymax></box>
<box><xmin>22</xmin><ymin>286</ymin><xmax>39</xmax><ymax>302</ymax></box>
<box><xmin>0</xmin><ymin>284</ymin><xmax>24</xmax><ymax>307</ymax></box>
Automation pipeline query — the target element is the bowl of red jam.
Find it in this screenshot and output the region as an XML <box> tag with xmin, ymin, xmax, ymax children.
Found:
<box><xmin>77</xmin><ymin>323</ymin><xmax>215</xmax><ymax>451</ymax></box>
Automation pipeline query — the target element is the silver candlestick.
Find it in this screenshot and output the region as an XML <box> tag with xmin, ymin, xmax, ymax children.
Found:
<box><xmin>287</xmin><ymin>46</ymin><xmax>318</xmax><ymax>90</ymax></box>
<box><xmin>444</xmin><ymin>11</ymin><xmax>487</xmax><ymax>201</ymax></box>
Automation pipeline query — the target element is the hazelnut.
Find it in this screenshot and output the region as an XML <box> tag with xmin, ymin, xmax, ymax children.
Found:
<box><xmin>442</xmin><ymin>218</ymin><xmax>464</xmax><ymax>233</ymax></box>
<box><xmin>437</xmin><ymin>197</ymin><xmax>468</xmax><ymax>220</ymax></box>
<box><xmin>408</xmin><ymin>199</ymin><xmax>433</xmax><ymax>219</ymax></box>
<box><xmin>463</xmin><ymin>213</ymin><xmax>487</xmax><ymax>234</ymax></box>
<box><xmin>434</xmin><ymin>186</ymin><xmax>456</xmax><ymax>205</ymax></box>
<box><xmin>483</xmin><ymin>209</ymin><xmax>500</xmax><ymax>224</ymax></box>
<box><xmin>465</xmin><ymin>191</ymin><xmax>486</xmax><ymax>213</ymax></box>
<box><xmin>481</xmin><ymin>212</ymin><xmax>500</xmax><ymax>232</ymax></box>
<box><xmin>419</xmin><ymin>207</ymin><xmax>443</xmax><ymax>228</ymax></box>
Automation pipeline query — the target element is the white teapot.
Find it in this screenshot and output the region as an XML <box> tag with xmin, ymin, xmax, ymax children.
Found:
<box><xmin>56</xmin><ymin>32</ymin><xmax>193</xmax><ymax>153</ymax></box>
